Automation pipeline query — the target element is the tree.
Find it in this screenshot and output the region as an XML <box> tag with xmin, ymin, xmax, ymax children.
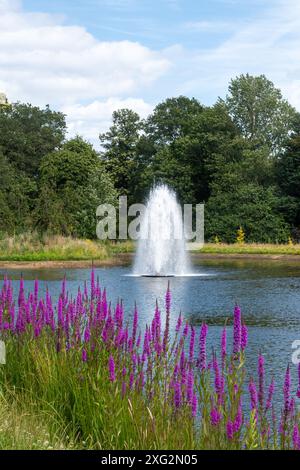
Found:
<box><xmin>277</xmin><ymin>132</ymin><xmax>300</xmax><ymax>235</ymax></box>
<box><xmin>0</xmin><ymin>151</ymin><xmax>34</xmax><ymax>233</ymax></box>
<box><xmin>145</xmin><ymin>96</ymin><xmax>204</xmax><ymax>146</ymax></box>
<box><xmin>0</xmin><ymin>102</ymin><xmax>66</xmax><ymax>177</ymax></box>
<box><xmin>36</xmin><ymin>137</ymin><xmax>117</xmax><ymax>238</ymax></box>
<box><xmin>99</xmin><ymin>109</ymin><xmax>142</xmax><ymax>198</ymax></box>
<box><xmin>225</xmin><ymin>74</ymin><xmax>299</xmax><ymax>155</ymax></box>
<box><xmin>141</xmin><ymin>101</ymin><xmax>240</xmax><ymax>204</ymax></box>
<box><xmin>205</xmin><ymin>183</ymin><xmax>289</xmax><ymax>243</ymax></box>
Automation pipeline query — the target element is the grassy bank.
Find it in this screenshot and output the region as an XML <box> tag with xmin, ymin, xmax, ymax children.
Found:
<box><xmin>198</xmin><ymin>242</ymin><xmax>300</xmax><ymax>255</ymax></box>
<box><xmin>0</xmin><ymin>234</ymin><xmax>299</xmax><ymax>263</ymax></box>
<box><xmin>0</xmin><ymin>233</ymin><xmax>133</xmax><ymax>262</ymax></box>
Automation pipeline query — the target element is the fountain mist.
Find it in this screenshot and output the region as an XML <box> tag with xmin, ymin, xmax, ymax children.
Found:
<box><xmin>133</xmin><ymin>185</ymin><xmax>191</xmax><ymax>276</ymax></box>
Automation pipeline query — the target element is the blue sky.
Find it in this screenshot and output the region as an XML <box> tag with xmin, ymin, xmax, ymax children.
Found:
<box><xmin>23</xmin><ymin>0</ymin><xmax>268</xmax><ymax>50</ymax></box>
<box><xmin>1</xmin><ymin>0</ymin><xmax>299</xmax><ymax>146</ymax></box>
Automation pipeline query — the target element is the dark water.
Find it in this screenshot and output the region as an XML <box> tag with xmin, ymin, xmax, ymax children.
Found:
<box><xmin>1</xmin><ymin>256</ymin><xmax>300</xmax><ymax>410</ymax></box>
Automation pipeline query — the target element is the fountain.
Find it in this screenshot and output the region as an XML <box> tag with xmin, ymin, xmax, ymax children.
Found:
<box><xmin>133</xmin><ymin>185</ymin><xmax>191</xmax><ymax>276</ymax></box>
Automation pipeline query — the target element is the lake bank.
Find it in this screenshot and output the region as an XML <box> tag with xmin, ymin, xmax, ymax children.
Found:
<box><xmin>0</xmin><ymin>234</ymin><xmax>299</xmax><ymax>268</ymax></box>
<box><xmin>1</xmin><ymin>251</ymin><xmax>300</xmax><ymax>270</ymax></box>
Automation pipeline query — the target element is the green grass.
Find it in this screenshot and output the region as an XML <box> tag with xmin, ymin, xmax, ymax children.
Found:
<box><xmin>0</xmin><ymin>333</ymin><xmax>197</xmax><ymax>450</ymax></box>
<box><xmin>198</xmin><ymin>242</ymin><xmax>300</xmax><ymax>255</ymax></box>
<box><xmin>0</xmin><ymin>233</ymin><xmax>299</xmax><ymax>262</ymax></box>
<box><xmin>0</xmin><ymin>233</ymin><xmax>134</xmax><ymax>262</ymax></box>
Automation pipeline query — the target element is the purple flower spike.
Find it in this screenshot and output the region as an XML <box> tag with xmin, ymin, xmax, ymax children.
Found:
<box><xmin>265</xmin><ymin>379</ymin><xmax>275</xmax><ymax>412</ymax></box>
<box><xmin>132</xmin><ymin>304</ymin><xmax>138</xmax><ymax>346</ymax></box>
<box><xmin>210</xmin><ymin>407</ymin><xmax>222</xmax><ymax>426</ymax></box>
<box><xmin>241</xmin><ymin>324</ymin><xmax>248</xmax><ymax>351</ymax></box>
<box><xmin>191</xmin><ymin>393</ymin><xmax>197</xmax><ymax>418</ymax></box>
<box><xmin>176</xmin><ymin>313</ymin><xmax>182</xmax><ymax>333</ymax></box>
<box><xmin>297</xmin><ymin>363</ymin><xmax>300</xmax><ymax>399</ymax></box>
<box><xmin>233</xmin><ymin>305</ymin><xmax>242</xmax><ymax>356</ymax></box>
<box><xmin>163</xmin><ymin>285</ymin><xmax>171</xmax><ymax>354</ymax></box>
<box><xmin>82</xmin><ymin>349</ymin><xmax>88</xmax><ymax>362</ymax></box>
<box><xmin>226</xmin><ymin>420</ymin><xmax>234</xmax><ymax>440</ymax></box>
<box><xmin>293</xmin><ymin>425</ymin><xmax>300</xmax><ymax>450</ymax></box>
<box><xmin>199</xmin><ymin>323</ymin><xmax>208</xmax><ymax>371</ymax></box>
<box><xmin>221</xmin><ymin>327</ymin><xmax>227</xmax><ymax>368</ymax></box>
<box><xmin>109</xmin><ymin>355</ymin><xmax>116</xmax><ymax>382</ymax></box>
<box><xmin>233</xmin><ymin>399</ymin><xmax>242</xmax><ymax>433</ymax></box>
<box><xmin>174</xmin><ymin>381</ymin><xmax>181</xmax><ymax>409</ymax></box>
<box><xmin>283</xmin><ymin>365</ymin><xmax>291</xmax><ymax>418</ymax></box>
<box><xmin>258</xmin><ymin>353</ymin><xmax>265</xmax><ymax>410</ymax></box>
<box><xmin>189</xmin><ymin>327</ymin><xmax>195</xmax><ymax>363</ymax></box>
<box><xmin>187</xmin><ymin>369</ymin><xmax>194</xmax><ymax>404</ymax></box>
<box><xmin>249</xmin><ymin>378</ymin><xmax>258</xmax><ymax>413</ymax></box>
<box><xmin>165</xmin><ymin>283</ymin><xmax>171</xmax><ymax>315</ymax></box>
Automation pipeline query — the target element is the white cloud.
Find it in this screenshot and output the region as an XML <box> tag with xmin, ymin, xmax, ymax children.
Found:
<box><xmin>0</xmin><ymin>0</ymin><xmax>169</xmax><ymax>145</ymax></box>
<box><xmin>176</xmin><ymin>0</ymin><xmax>300</xmax><ymax>110</ymax></box>
<box><xmin>62</xmin><ymin>97</ymin><xmax>153</xmax><ymax>146</ymax></box>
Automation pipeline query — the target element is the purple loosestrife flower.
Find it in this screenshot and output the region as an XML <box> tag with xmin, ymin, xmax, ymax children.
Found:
<box><xmin>82</xmin><ymin>349</ymin><xmax>87</xmax><ymax>362</ymax></box>
<box><xmin>221</xmin><ymin>327</ymin><xmax>227</xmax><ymax>369</ymax></box>
<box><xmin>226</xmin><ymin>421</ymin><xmax>234</xmax><ymax>440</ymax></box>
<box><xmin>283</xmin><ymin>365</ymin><xmax>291</xmax><ymax>418</ymax></box>
<box><xmin>210</xmin><ymin>407</ymin><xmax>222</xmax><ymax>426</ymax></box>
<box><xmin>165</xmin><ymin>282</ymin><xmax>171</xmax><ymax>315</ymax></box>
<box><xmin>143</xmin><ymin>328</ymin><xmax>150</xmax><ymax>356</ymax></box>
<box><xmin>233</xmin><ymin>305</ymin><xmax>242</xmax><ymax>356</ymax></box>
<box><xmin>258</xmin><ymin>353</ymin><xmax>265</xmax><ymax>410</ymax></box>
<box><xmin>297</xmin><ymin>363</ymin><xmax>300</xmax><ymax>399</ymax></box>
<box><xmin>187</xmin><ymin>369</ymin><xmax>194</xmax><ymax>404</ymax></box>
<box><xmin>175</xmin><ymin>313</ymin><xmax>182</xmax><ymax>333</ymax></box>
<box><xmin>189</xmin><ymin>327</ymin><xmax>195</xmax><ymax>363</ymax></box>
<box><xmin>84</xmin><ymin>324</ymin><xmax>91</xmax><ymax>343</ymax></box>
<box><xmin>241</xmin><ymin>324</ymin><xmax>248</xmax><ymax>351</ymax></box>
<box><xmin>213</xmin><ymin>356</ymin><xmax>224</xmax><ymax>405</ymax></box>
<box><xmin>132</xmin><ymin>303</ymin><xmax>138</xmax><ymax>346</ymax></box>
<box><xmin>191</xmin><ymin>393</ymin><xmax>197</xmax><ymax>418</ymax></box>
<box><xmin>109</xmin><ymin>355</ymin><xmax>116</xmax><ymax>382</ymax></box>
<box><xmin>180</xmin><ymin>349</ymin><xmax>185</xmax><ymax>374</ymax></box>
<box><xmin>249</xmin><ymin>378</ymin><xmax>258</xmax><ymax>414</ymax></box>
<box><xmin>90</xmin><ymin>269</ymin><xmax>95</xmax><ymax>299</ymax></box>
<box><xmin>163</xmin><ymin>287</ymin><xmax>171</xmax><ymax>354</ymax></box>
<box><xmin>233</xmin><ymin>399</ymin><xmax>243</xmax><ymax>433</ymax></box>
<box><xmin>183</xmin><ymin>322</ymin><xmax>189</xmax><ymax>338</ymax></box>
<box><xmin>174</xmin><ymin>381</ymin><xmax>181</xmax><ymax>409</ymax></box>
<box><xmin>265</xmin><ymin>379</ymin><xmax>275</xmax><ymax>412</ymax></box>
<box><xmin>58</xmin><ymin>297</ymin><xmax>63</xmax><ymax>326</ymax></box>
<box><xmin>293</xmin><ymin>425</ymin><xmax>300</xmax><ymax>450</ymax></box>
<box><xmin>129</xmin><ymin>372</ymin><xmax>134</xmax><ymax>390</ymax></box>
<box><xmin>199</xmin><ymin>323</ymin><xmax>208</xmax><ymax>371</ymax></box>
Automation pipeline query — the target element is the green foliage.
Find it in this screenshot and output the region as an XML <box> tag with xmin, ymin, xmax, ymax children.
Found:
<box><xmin>36</xmin><ymin>137</ymin><xmax>117</xmax><ymax>238</ymax></box>
<box><xmin>225</xmin><ymin>74</ymin><xmax>299</xmax><ymax>155</ymax></box>
<box><xmin>100</xmin><ymin>109</ymin><xmax>142</xmax><ymax>200</ymax></box>
<box><xmin>0</xmin><ymin>102</ymin><xmax>66</xmax><ymax>177</ymax></box>
<box><xmin>206</xmin><ymin>183</ymin><xmax>290</xmax><ymax>243</ymax></box>
<box><xmin>277</xmin><ymin>133</ymin><xmax>300</xmax><ymax>233</ymax></box>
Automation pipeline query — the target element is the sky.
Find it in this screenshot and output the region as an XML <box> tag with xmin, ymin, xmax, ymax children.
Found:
<box><xmin>1</xmin><ymin>0</ymin><xmax>300</xmax><ymax>147</ymax></box>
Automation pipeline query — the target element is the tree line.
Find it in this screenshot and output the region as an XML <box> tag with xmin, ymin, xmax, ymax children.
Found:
<box><xmin>1</xmin><ymin>74</ymin><xmax>300</xmax><ymax>243</ymax></box>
